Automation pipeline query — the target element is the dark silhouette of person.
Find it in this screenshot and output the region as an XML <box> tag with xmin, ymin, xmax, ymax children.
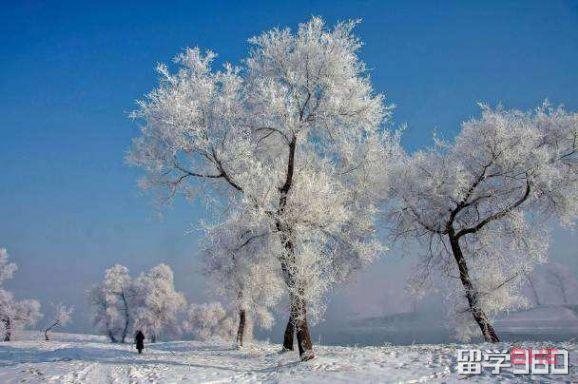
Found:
<box><xmin>135</xmin><ymin>330</ymin><xmax>145</xmax><ymax>354</ymax></box>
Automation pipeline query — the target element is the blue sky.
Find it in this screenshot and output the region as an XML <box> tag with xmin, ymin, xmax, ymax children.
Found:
<box><xmin>1</xmin><ymin>0</ymin><xmax>577</xmax><ymax>333</ymax></box>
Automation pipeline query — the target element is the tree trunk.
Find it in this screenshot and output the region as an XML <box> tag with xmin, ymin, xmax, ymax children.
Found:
<box><xmin>293</xmin><ymin>298</ymin><xmax>314</xmax><ymax>360</ymax></box>
<box><xmin>236</xmin><ymin>309</ymin><xmax>246</xmax><ymax>347</ymax></box>
<box><xmin>44</xmin><ymin>322</ymin><xmax>58</xmax><ymax>341</ymax></box>
<box><xmin>276</xmin><ymin>221</ymin><xmax>315</xmax><ymax>359</ymax></box>
<box><xmin>283</xmin><ymin>293</ymin><xmax>314</xmax><ymax>360</ymax></box>
<box><xmin>120</xmin><ymin>291</ymin><xmax>130</xmax><ymax>343</ymax></box>
<box><xmin>527</xmin><ymin>277</ymin><xmax>541</xmax><ymax>306</ymax></box>
<box><xmin>278</xmin><ymin>267</ymin><xmax>315</xmax><ymax>359</ymax></box>
<box><xmin>282</xmin><ymin>314</ymin><xmax>294</xmax><ymax>351</ymax></box>
<box><xmin>449</xmin><ymin>231</ymin><xmax>499</xmax><ymax>343</ymax></box>
<box><xmin>2</xmin><ymin>318</ymin><xmax>11</xmax><ymax>342</ymax></box>
<box><xmin>559</xmin><ymin>284</ymin><xmax>568</xmax><ymax>304</ymax></box>
<box><xmin>275</xmin><ymin>134</ymin><xmax>314</xmax><ymax>359</ymax></box>
<box><xmin>107</xmin><ymin>328</ymin><xmax>118</xmax><ymax>343</ymax></box>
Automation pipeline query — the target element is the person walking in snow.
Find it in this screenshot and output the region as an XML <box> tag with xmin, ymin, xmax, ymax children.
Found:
<box><xmin>135</xmin><ymin>330</ymin><xmax>145</xmax><ymax>354</ymax></box>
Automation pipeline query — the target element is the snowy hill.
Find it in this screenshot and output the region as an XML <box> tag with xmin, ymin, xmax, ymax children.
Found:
<box><xmin>0</xmin><ymin>332</ymin><xmax>576</xmax><ymax>383</ymax></box>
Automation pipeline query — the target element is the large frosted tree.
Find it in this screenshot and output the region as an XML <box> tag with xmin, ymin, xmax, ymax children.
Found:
<box><xmin>388</xmin><ymin>104</ymin><xmax>578</xmax><ymax>342</ymax></box>
<box><xmin>129</xmin><ymin>17</ymin><xmax>397</xmax><ymax>360</ymax></box>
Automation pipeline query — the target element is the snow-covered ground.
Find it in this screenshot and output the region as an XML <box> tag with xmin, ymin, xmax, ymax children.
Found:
<box><xmin>0</xmin><ymin>332</ymin><xmax>576</xmax><ymax>383</ymax></box>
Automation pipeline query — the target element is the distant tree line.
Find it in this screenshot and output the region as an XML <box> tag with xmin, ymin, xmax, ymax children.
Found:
<box><xmin>88</xmin><ymin>264</ymin><xmax>246</xmax><ymax>344</ymax></box>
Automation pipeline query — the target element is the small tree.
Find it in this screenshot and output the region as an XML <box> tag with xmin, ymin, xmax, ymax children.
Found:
<box><xmin>44</xmin><ymin>303</ymin><xmax>73</xmax><ymax>341</ymax></box>
<box><xmin>544</xmin><ymin>262</ymin><xmax>578</xmax><ymax>305</ymax></box>
<box><xmin>388</xmin><ymin>104</ymin><xmax>578</xmax><ymax>342</ymax></box>
<box><xmin>0</xmin><ymin>249</ymin><xmax>17</xmax><ymax>284</ymax></box>
<box><xmin>131</xmin><ymin>264</ymin><xmax>187</xmax><ymax>342</ymax></box>
<box><xmin>525</xmin><ymin>275</ymin><xmax>541</xmax><ymax>307</ymax></box>
<box><xmin>0</xmin><ymin>249</ymin><xmax>42</xmax><ymax>341</ymax></box>
<box><xmin>203</xmin><ymin>209</ymin><xmax>283</xmax><ymax>347</ymax></box>
<box><xmin>89</xmin><ymin>264</ymin><xmax>132</xmax><ymax>343</ymax></box>
<box><xmin>182</xmin><ymin>302</ymin><xmax>236</xmax><ymax>341</ymax></box>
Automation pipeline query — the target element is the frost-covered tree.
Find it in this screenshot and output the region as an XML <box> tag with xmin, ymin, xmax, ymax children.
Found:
<box><xmin>525</xmin><ymin>275</ymin><xmax>541</xmax><ymax>307</ymax></box>
<box><xmin>129</xmin><ymin>17</ymin><xmax>396</xmax><ymax>360</ymax></box>
<box><xmin>43</xmin><ymin>303</ymin><xmax>73</xmax><ymax>341</ymax></box>
<box><xmin>0</xmin><ymin>291</ymin><xmax>42</xmax><ymax>342</ymax></box>
<box><xmin>0</xmin><ymin>249</ymin><xmax>42</xmax><ymax>341</ymax></box>
<box><xmin>203</xmin><ymin>210</ymin><xmax>283</xmax><ymax>347</ymax></box>
<box><xmin>0</xmin><ymin>249</ymin><xmax>17</xmax><ymax>285</ymax></box>
<box><xmin>388</xmin><ymin>104</ymin><xmax>578</xmax><ymax>342</ymax></box>
<box><xmin>182</xmin><ymin>302</ymin><xmax>236</xmax><ymax>341</ymax></box>
<box><xmin>521</xmin><ymin>262</ymin><xmax>578</xmax><ymax>307</ymax></box>
<box><xmin>544</xmin><ymin>262</ymin><xmax>578</xmax><ymax>305</ymax></box>
<box><xmin>89</xmin><ymin>264</ymin><xmax>132</xmax><ymax>343</ymax></box>
<box><xmin>131</xmin><ymin>264</ymin><xmax>187</xmax><ymax>342</ymax></box>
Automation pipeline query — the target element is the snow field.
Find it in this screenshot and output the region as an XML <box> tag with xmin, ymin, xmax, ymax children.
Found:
<box><xmin>0</xmin><ymin>333</ymin><xmax>576</xmax><ymax>383</ymax></box>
